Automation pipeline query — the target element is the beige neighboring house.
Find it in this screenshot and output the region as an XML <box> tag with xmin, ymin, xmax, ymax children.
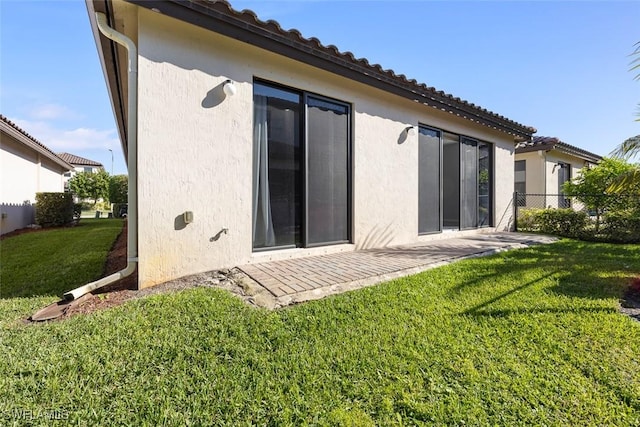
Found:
<box><xmin>514</xmin><ymin>136</ymin><xmax>602</xmax><ymax>209</ymax></box>
<box><xmin>0</xmin><ymin>115</ymin><xmax>73</xmax><ymax>234</ymax></box>
<box><xmin>87</xmin><ymin>0</ymin><xmax>536</xmax><ymax>289</ymax></box>
<box><xmin>57</xmin><ymin>152</ymin><xmax>104</xmax><ymax>191</ymax></box>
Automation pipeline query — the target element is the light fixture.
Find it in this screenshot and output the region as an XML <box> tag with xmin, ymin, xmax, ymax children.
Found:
<box><xmin>223</xmin><ymin>79</ymin><xmax>236</xmax><ymax>97</ymax></box>
<box><xmin>406</xmin><ymin>126</ymin><xmax>417</xmax><ymax>137</ymax></box>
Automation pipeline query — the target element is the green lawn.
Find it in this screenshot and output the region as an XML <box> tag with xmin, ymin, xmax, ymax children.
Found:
<box><xmin>0</xmin><ymin>219</ymin><xmax>123</xmax><ymax>299</ymax></box>
<box><xmin>1</xmin><ymin>231</ymin><xmax>639</xmax><ymax>425</ymax></box>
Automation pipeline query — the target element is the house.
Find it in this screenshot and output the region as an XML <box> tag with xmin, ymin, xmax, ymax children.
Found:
<box><xmin>57</xmin><ymin>152</ymin><xmax>104</xmax><ymax>191</ymax></box>
<box><xmin>86</xmin><ymin>0</ymin><xmax>536</xmax><ymax>289</ymax></box>
<box><xmin>514</xmin><ymin>136</ymin><xmax>602</xmax><ymax>209</ymax></box>
<box><xmin>0</xmin><ymin>115</ymin><xmax>73</xmax><ymax>234</ymax></box>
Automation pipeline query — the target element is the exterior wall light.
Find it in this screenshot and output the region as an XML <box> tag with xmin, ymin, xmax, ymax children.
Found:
<box><xmin>223</xmin><ymin>79</ymin><xmax>237</xmax><ymax>97</ymax></box>
<box><xmin>406</xmin><ymin>126</ymin><xmax>417</xmax><ymax>137</ymax></box>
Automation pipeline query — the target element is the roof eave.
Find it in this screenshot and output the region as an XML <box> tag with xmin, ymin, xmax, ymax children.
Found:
<box><xmin>0</xmin><ymin>122</ymin><xmax>74</xmax><ymax>171</ymax></box>
<box><xmin>123</xmin><ymin>0</ymin><xmax>535</xmax><ymax>140</ymax></box>
<box><xmin>86</xmin><ymin>0</ymin><xmax>129</xmax><ymax>162</ymax></box>
<box><xmin>515</xmin><ymin>142</ymin><xmax>602</xmax><ymax>164</ymax></box>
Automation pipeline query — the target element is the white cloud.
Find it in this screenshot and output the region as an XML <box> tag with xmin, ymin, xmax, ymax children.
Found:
<box><xmin>26</xmin><ymin>103</ymin><xmax>80</xmax><ymax>121</ymax></box>
<box><xmin>11</xmin><ymin>118</ymin><xmax>120</xmax><ymax>152</ymax></box>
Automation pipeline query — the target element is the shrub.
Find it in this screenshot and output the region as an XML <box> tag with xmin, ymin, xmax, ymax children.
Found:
<box><xmin>35</xmin><ymin>192</ymin><xmax>74</xmax><ymax>227</ymax></box>
<box><xmin>112</xmin><ymin>203</ymin><xmax>127</xmax><ymax>218</ymax></box>
<box><xmin>109</xmin><ymin>174</ymin><xmax>128</xmax><ymax>204</ymax></box>
<box><xmin>537</xmin><ymin>208</ymin><xmax>588</xmax><ymax>238</ymax></box>
<box><xmin>73</xmin><ymin>203</ymin><xmax>82</xmax><ymax>220</ymax></box>
<box><xmin>599</xmin><ymin>210</ymin><xmax>640</xmax><ymax>243</ymax></box>
<box><xmin>517</xmin><ymin>208</ymin><xmax>544</xmax><ymax>232</ymax></box>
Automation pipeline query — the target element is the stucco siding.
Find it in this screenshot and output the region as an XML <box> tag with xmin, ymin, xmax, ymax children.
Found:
<box><xmin>1</xmin><ymin>132</ymin><xmax>66</xmax><ymax>234</ymax></box>
<box><xmin>1</xmin><ymin>137</ymin><xmax>39</xmax><ymax>204</ymax></box>
<box><xmin>135</xmin><ymin>8</ymin><xmax>520</xmax><ymax>288</ymax></box>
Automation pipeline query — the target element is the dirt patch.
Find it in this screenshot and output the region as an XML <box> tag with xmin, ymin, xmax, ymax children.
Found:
<box><xmin>61</xmin><ymin>221</ymin><xmax>268</xmax><ymax>319</ymax></box>
<box><xmin>43</xmin><ymin>222</ymin><xmax>640</xmax><ymax>322</ymax></box>
<box><xmin>620</xmin><ymin>277</ymin><xmax>640</xmax><ymax>322</ymax></box>
<box><xmin>1</xmin><ymin>222</ymin><xmax>81</xmax><ymax>240</ymax></box>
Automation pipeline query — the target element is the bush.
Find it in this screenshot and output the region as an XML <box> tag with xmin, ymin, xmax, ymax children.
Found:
<box><xmin>517</xmin><ymin>208</ymin><xmax>544</xmax><ymax>232</ymax></box>
<box><xmin>35</xmin><ymin>192</ymin><xmax>74</xmax><ymax>227</ymax></box>
<box><xmin>73</xmin><ymin>203</ymin><xmax>82</xmax><ymax>220</ymax></box>
<box><xmin>112</xmin><ymin>203</ymin><xmax>127</xmax><ymax>218</ymax></box>
<box><xmin>109</xmin><ymin>175</ymin><xmax>128</xmax><ymax>204</ymax></box>
<box><xmin>599</xmin><ymin>210</ymin><xmax>640</xmax><ymax>243</ymax></box>
<box><xmin>536</xmin><ymin>209</ymin><xmax>588</xmax><ymax>238</ymax></box>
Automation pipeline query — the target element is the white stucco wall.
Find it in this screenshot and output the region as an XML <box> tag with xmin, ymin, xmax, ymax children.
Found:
<box><xmin>134</xmin><ymin>8</ymin><xmax>520</xmax><ymax>288</ymax></box>
<box><xmin>515</xmin><ymin>150</ymin><xmax>591</xmax><ymax>209</ymax></box>
<box><xmin>1</xmin><ymin>133</ymin><xmax>67</xmax><ymax>233</ymax></box>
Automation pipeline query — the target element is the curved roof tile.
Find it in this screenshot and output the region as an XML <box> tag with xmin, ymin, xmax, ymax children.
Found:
<box><xmin>125</xmin><ymin>0</ymin><xmax>536</xmax><ymax>138</ymax></box>
<box><xmin>0</xmin><ymin>115</ymin><xmax>73</xmax><ymax>170</ymax></box>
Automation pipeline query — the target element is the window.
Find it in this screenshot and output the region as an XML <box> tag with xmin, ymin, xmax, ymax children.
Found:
<box><xmin>514</xmin><ymin>160</ymin><xmax>526</xmax><ymax>206</ymax></box>
<box><xmin>557</xmin><ymin>163</ymin><xmax>571</xmax><ymax>208</ymax></box>
<box><xmin>252</xmin><ymin>81</ymin><xmax>351</xmax><ymax>250</ymax></box>
<box><xmin>420</xmin><ymin>126</ymin><xmax>493</xmax><ymax>231</ymax></box>
<box><xmin>64</xmin><ymin>172</ymin><xmax>72</xmax><ymax>177</ymax></box>
<box><xmin>84</xmin><ymin>167</ymin><xmax>93</xmax><ymax>173</ymax></box>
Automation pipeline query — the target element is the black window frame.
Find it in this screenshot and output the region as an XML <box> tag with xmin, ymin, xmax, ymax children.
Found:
<box><xmin>418</xmin><ymin>125</ymin><xmax>443</xmax><ymax>235</ymax></box>
<box><xmin>252</xmin><ymin>78</ymin><xmax>352</xmax><ymax>252</ymax></box>
<box><xmin>418</xmin><ymin>124</ymin><xmax>495</xmax><ymax>233</ymax></box>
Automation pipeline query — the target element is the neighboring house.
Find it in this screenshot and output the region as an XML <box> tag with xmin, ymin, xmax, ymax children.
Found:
<box><xmin>0</xmin><ymin>115</ymin><xmax>73</xmax><ymax>234</ymax></box>
<box><xmin>57</xmin><ymin>152</ymin><xmax>104</xmax><ymax>191</ymax></box>
<box><xmin>515</xmin><ymin>136</ymin><xmax>602</xmax><ymax>208</ymax></box>
<box><xmin>87</xmin><ymin>0</ymin><xmax>536</xmax><ymax>289</ymax></box>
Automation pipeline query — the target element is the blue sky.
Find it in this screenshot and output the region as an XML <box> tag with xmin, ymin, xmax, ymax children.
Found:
<box><xmin>1</xmin><ymin>1</ymin><xmax>638</xmax><ymax>176</ymax></box>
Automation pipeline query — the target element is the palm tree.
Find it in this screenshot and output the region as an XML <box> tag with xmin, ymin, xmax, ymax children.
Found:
<box><xmin>608</xmin><ymin>43</ymin><xmax>640</xmax><ymax>192</ymax></box>
<box><xmin>611</xmin><ymin>135</ymin><xmax>640</xmax><ymax>159</ymax></box>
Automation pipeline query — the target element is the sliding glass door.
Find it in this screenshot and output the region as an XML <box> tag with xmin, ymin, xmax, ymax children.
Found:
<box><xmin>306</xmin><ymin>96</ymin><xmax>350</xmax><ymax>245</ymax></box>
<box><xmin>422</xmin><ymin>128</ymin><xmax>493</xmax><ymax>232</ymax></box>
<box><xmin>442</xmin><ymin>133</ymin><xmax>460</xmax><ymax>229</ymax></box>
<box><xmin>478</xmin><ymin>142</ymin><xmax>492</xmax><ymax>226</ymax></box>
<box><xmin>460</xmin><ymin>137</ymin><xmax>478</xmax><ymax>230</ymax></box>
<box><xmin>253</xmin><ymin>81</ymin><xmax>351</xmax><ymax>250</ymax></box>
<box><xmin>418</xmin><ymin>126</ymin><xmax>441</xmax><ymax>233</ymax></box>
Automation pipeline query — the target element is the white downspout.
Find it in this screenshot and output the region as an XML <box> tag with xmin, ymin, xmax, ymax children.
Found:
<box><xmin>64</xmin><ymin>12</ymin><xmax>138</xmax><ymax>300</ymax></box>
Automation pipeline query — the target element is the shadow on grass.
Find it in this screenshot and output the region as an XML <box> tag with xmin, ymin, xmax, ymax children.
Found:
<box><xmin>459</xmin><ymin>241</ymin><xmax>640</xmax><ymax>317</ymax></box>
<box><xmin>0</xmin><ymin>219</ymin><xmax>123</xmax><ymax>300</ymax></box>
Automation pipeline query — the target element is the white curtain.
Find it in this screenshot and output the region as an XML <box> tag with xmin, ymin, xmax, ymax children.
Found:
<box><xmin>252</xmin><ymin>95</ymin><xmax>275</xmax><ymax>246</ymax></box>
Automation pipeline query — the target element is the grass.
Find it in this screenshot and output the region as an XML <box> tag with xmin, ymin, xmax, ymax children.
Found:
<box><xmin>0</xmin><ymin>219</ymin><xmax>123</xmax><ymax>298</ymax></box>
<box><xmin>0</xmin><ymin>232</ymin><xmax>639</xmax><ymax>425</ymax></box>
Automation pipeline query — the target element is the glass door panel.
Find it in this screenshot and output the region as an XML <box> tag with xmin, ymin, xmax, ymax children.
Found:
<box><xmin>418</xmin><ymin>126</ymin><xmax>441</xmax><ymax>233</ymax></box>
<box><xmin>306</xmin><ymin>96</ymin><xmax>350</xmax><ymax>245</ymax></box>
<box><xmin>253</xmin><ymin>83</ymin><xmax>302</xmax><ymax>249</ymax></box>
<box><xmin>460</xmin><ymin>137</ymin><xmax>478</xmax><ymax>229</ymax></box>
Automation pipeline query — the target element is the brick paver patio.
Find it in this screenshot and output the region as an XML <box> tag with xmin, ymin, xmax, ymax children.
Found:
<box><xmin>240</xmin><ymin>232</ymin><xmax>555</xmax><ymax>298</ymax></box>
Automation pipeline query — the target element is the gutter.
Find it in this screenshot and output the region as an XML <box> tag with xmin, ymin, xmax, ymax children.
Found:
<box><xmin>63</xmin><ymin>12</ymin><xmax>138</xmax><ymax>301</ymax></box>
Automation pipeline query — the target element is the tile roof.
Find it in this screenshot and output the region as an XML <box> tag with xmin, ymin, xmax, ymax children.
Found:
<box><xmin>107</xmin><ymin>0</ymin><xmax>537</xmax><ymax>140</ymax></box>
<box><xmin>0</xmin><ymin>115</ymin><xmax>73</xmax><ymax>170</ymax></box>
<box><xmin>57</xmin><ymin>152</ymin><xmax>104</xmax><ymax>167</ymax></box>
<box><xmin>516</xmin><ymin>136</ymin><xmax>602</xmax><ymax>163</ymax></box>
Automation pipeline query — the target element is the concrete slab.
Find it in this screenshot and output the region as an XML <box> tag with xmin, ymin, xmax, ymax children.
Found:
<box><xmin>240</xmin><ymin>232</ymin><xmax>557</xmax><ymax>307</ymax></box>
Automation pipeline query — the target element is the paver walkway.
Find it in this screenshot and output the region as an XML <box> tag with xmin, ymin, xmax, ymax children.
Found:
<box><xmin>240</xmin><ymin>232</ymin><xmax>556</xmax><ymax>303</ymax></box>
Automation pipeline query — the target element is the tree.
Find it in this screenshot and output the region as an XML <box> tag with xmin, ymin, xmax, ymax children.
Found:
<box><xmin>69</xmin><ymin>170</ymin><xmax>110</xmax><ymax>206</ymax></box>
<box><xmin>109</xmin><ymin>174</ymin><xmax>128</xmax><ymax>204</ymax></box>
<box><xmin>632</xmin><ymin>41</ymin><xmax>640</xmax><ymax>122</ymax></box>
<box><xmin>563</xmin><ymin>157</ymin><xmax>637</xmax><ymax>231</ymax></box>
<box><xmin>611</xmin><ymin>135</ymin><xmax>640</xmax><ymax>160</ymax></box>
<box><xmin>607</xmin><ymin>42</ymin><xmax>640</xmax><ymax>192</ymax></box>
<box><xmin>609</xmin><ymin>135</ymin><xmax>640</xmax><ymax>194</ymax></box>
